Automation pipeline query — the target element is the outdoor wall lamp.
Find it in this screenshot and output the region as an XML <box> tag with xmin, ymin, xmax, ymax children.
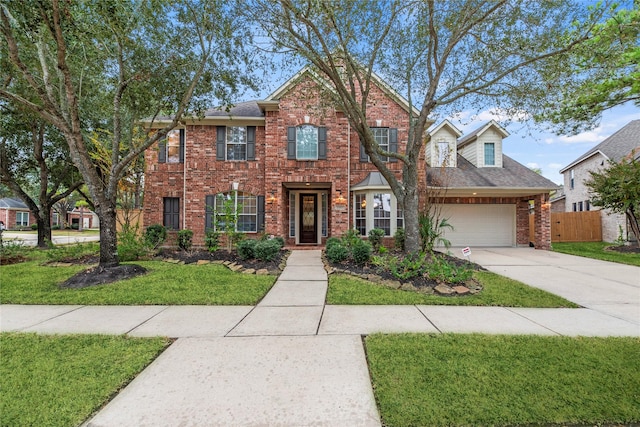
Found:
<box><xmin>267</xmin><ymin>192</ymin><xmax>277</xmax><ymax>204</ymax></box>
<box><xmin>335</xmin><ymin>190</ymin><xmax>346</xmax><ymax>205</ymax></box>
<box><xmin>232</xmin><ymin>182</ymin><xmax>239</xmax><ymax>191</ymax></box>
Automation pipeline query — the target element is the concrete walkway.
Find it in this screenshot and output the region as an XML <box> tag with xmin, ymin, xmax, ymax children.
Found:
<box><xmin>1</xmin><ymin>248</ymin><xmax>639</xmax><ymax>426</ymax></box>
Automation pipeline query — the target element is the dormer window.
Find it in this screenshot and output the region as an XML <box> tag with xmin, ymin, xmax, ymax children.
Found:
<box><xmin>437</xmin><ymin>140</ymin><xmax>450</xmax><ymax>167</ymax></box>
<box><xmin>484</xmin><ymin>142</ymin><xmax>495</xmax><ymax>166</ymax></box>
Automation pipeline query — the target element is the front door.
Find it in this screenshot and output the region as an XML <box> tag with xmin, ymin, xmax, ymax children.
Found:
<box><xmin>300</xmin><ymin>194</ymin><xmax>317</xmax><ymax>244</ymax></box>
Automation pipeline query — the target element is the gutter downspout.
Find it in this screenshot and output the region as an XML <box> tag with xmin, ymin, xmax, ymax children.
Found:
<box><xmin>347</xmin><ymin>121</ymin><xmax>351</xmax><ymax>230</ymax></box>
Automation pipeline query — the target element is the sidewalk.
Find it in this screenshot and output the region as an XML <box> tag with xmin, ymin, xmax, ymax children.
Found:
<box><xmin>2</xmin><ymin>249</ymin><xmax>639</xmax><ymax>426</ymax></box>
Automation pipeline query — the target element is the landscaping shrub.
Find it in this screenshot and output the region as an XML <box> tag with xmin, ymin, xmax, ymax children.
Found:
<box><xmin>394</xmin><ymin>228</ymin><xmax>405</xmax><ymax>251</ymax></box>
<box><xmin>30</xmin><ymin>224</ymin><xmax>38</xmax><ymax>230</ymax></box>
<box><xmin>177</xmin><ymin>229</ymin><xmax>193</xmax><ymax>251</ymax></box>
<box><xmin>325</xmin><ymin>237</ymin><xmax>342</xmax><ymax>251</ymax></box>
<box><xmin>387</xmin><ymin>251</ymin><xmax>428</xmax><ymax>280</ymax></box>
<box><xmin>426</xmin><ymin>255</ymin><xmax>472</xmax><ymax>284</ymax></box>
<box><xmin>254</xmin><ymin>239</ymin><xmax>281</xmax><ymax>261</ymax></box>
<box><xmin>352</xmin><ymin>239</ymin><xmax>372</xmax><ymax>265</ymax></box>
<box><xmin>326</xmin><ymin>242</ymin><xmax>349</xmax><ymax>263</ymax></box>
<box><xmin>204</xmin><ymin>229</ymin><xmax>221</xmax><ymax>252</ymax></box>
<box><xmin>341</xmin><ymin>228</ymin><xmax>361</xmax><ymax>249</ymax></box>
<box><xmin>51</xmin><ymin>225</ymin><xmax>60</xmax><ymax>230</ymax></box>
<box><xmin>368</xmin><ymin>228</ymin><xmax>386</xmax><ymax>252</ymax></box>
<box><xmin>45</xmin><ymin>242</ymin><xmax>99</xmax><ymax>262</ymax></box>
<box><xmin>237</xmin><ymin>239</ymin><xmax>257</xmax><ymax>260</ymax></box>
<box><xmin>144</xmin><ymin>224</ymin><xmax>167</xmax><ymax>249</ymax></box>
<box><xmin>271</xmin><ymin>236</ymin><xmax>285</xmax><ymax>248</ymax></box>
<box><xmin>117</xmin><ymin>226</ymin><xmax>147</xmax><ymax>261</ymax></box>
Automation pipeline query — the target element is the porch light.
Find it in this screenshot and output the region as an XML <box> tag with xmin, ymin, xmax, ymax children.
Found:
<box><xmin>335</xmin><ymin>190</ymin><xmax>346</xmax><ymax>205</ymax></box>
<box><xmin>267</xmin><ymin>192</ymin><xmax>277</xmax><ymax>203</ymax></box>
<box><xmin>232</xmin><ymin>182</ymin><xmax>239</xmax><ymax>191</ymax></box>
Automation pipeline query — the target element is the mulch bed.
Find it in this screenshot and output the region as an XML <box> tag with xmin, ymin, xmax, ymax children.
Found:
<box><xmin>156</xmin><ymin>248</ymin><xmax>287</xmax><ymax>273</ymax></box>
<box><xmin>605</xmin><ymin>244</ymin><xmax>640</xmax><ymax>254</ymax></box>
<box><xmin>60</xmin><ymin>264</ymin><xmax>147</xmax><ymax>289</ymax></box>
<box><xmin>327</xmin><ymin>251</ymin><xmax>485</xmax><ymax>292</ymax></box>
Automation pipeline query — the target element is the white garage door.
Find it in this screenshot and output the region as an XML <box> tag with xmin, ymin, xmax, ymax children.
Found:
<box><xmin>436</xmin><ymin>204</ymin><xmax>515</xmax><ymax>247</ymax></box>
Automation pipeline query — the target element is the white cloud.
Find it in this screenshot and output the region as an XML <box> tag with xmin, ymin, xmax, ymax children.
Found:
<box><xmin>548</xmin><ymin>163</ymin><xmax>563</xmax><ymax>170</ymax></box>
<box><xmin>526</xmin><ymin>162</ymin><xmax>540</xmax><ymax>169</ymax></box>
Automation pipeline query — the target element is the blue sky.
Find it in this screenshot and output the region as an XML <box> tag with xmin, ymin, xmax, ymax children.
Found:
<box><xmin>451</xmin><ymin>102</ymin><xmax>639</xmax><ymax>185</ymax></box>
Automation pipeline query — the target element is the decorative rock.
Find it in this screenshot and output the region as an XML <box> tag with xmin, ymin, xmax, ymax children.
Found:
<box><xmin>382</xmin><ymin>280</ymin><xmax>402</xmax><ymax>289</ymax></box>
<box><xmin>367</xmin><ymin>274</ymin><xmax>382</xmax><ymax>283</ymax></box>
<box><xmin>435</xmin><ymin>284</ymin><xmax>455</xmax><ymax>295</ymax></box>
<box><xmin>256</xmin><ymin>269</ymin><xmax>269</xmax><ymax>275</ymax></box>
<box><xmin>223</xmin><ymin>261</ymin><xmax>232</xmax><ymax>266</ymax></box>
<box><xmin>242</xmin><ymin>268</ymin><xmax>256</xmax><ymax>275</ymax></box>
<box><xmin>400</xmin><ymin>283</ymin><xmax>417</xmax><ymax>292</ymax></box>
<box><xmin>196</xmin><ymin>260</ymin><xmax>210</xmax><ymax>265</ymax></box>
<box><xmin>229</xmin><ymin>264</ymin><xmax>244</xmax><ymax>272</ymax></box>
<box><xmin>418</xmin><ymin>286</ymin><xmax>435</xmax><ymax>295</ymax></box>
<box><xmin>48</xmin><ymin>262</ymin><xmax>73</xmax><ymax>267</ymax></box>
<box><xmin>453</xmin><ymin>285</ymin><xmax>470</xmax><ymax>295</ymax></box>
<box><xmin>212</xmin><ymin>260</ymin><xmax>225</xmax><ymax>265</ymax></box>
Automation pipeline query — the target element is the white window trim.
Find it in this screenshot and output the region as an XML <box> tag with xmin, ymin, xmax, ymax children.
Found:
<box><xmin>16</xmin><ymin>211</ymin><xmax>29</xmax><ymax>227</ymax></box>
<box><xmin>353</xmin><ymin>191</ymin><xmax>402</xmax><ymax>236</ymax></box>
<box><xmin>296</xmin><ymin>125</ymin><xmax>319</xmax><ymax>161</ymax></box>
<box><xmin>226</xmin><ymin>126</ymin><xmax>247</xmax><ymax>161</ymax></box>
<box><xmin>214</xmin><ymin>191</ymin><xmax>258</xmax><ymax>233</ymax></box>
<box><xmin>483</xmin><ymin>142</ymin><xmax>496</xmax><ymax>167</ymax></box>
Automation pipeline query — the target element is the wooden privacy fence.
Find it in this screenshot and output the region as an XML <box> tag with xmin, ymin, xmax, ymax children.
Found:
<box><xmin>530</xmin><ymin>211</ymin><xmax>602</xmax><ymax>243</ymax></box>
<box><xmin>116</xmin><ymin>209</ymin><xmax>144</xmax><ymax>234</ymax></box>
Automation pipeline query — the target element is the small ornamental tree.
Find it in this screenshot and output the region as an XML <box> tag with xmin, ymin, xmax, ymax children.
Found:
<box><xmin>585</xmin><ymin>154</ymin><xmax>640</xmax><ymax>247</ymax></box>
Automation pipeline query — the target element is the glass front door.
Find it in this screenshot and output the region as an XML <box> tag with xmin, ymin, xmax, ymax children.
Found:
<box><xmin>300</xmin><ymin>194</ymin><xmax>317</xmax><ymax>244</ymax></box>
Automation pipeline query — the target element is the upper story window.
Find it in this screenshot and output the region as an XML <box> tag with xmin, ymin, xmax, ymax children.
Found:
<box><xmin>436</xmin><ymin>140</ymin><xmax>450</xmax><ymax>167</ymax></box>
<box><xmin>287</xmin><ymin>126</ymin><xmax>327</xmax><ymax>160</ymax></box>
<box><xmin>484</xmin><ymin>142</ymin><xmax>495</xmax><ymax>166</ymax></box>
<box><xmin>226</xmin><ymin>127</ymin><xmax>247</xmax><ymax>160</ymax></box>
<box><xmin>360</xmin><ymin>128</ymin><xmax>398</xmax><ymax>163</ymax></box>
<box><xmin>158</xmin><ymin>129</ymin><xmax>184</xmax><ymax>164</ymax></box>
<box><xmin>216</xmin><ymin>126</ymin><xmax>256</xmax><ymax>161</ymax></box>
<box><xmin>569</xmin><ymin>170</ymin><xmax>575</xmax><ymax>189</ymax></box>
<box><xmin>297</xmin><ymin>125</ymin><xmax>318</xmax><ymax>160</ymax></box>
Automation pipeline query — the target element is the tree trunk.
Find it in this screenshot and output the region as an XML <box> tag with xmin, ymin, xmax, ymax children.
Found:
<box><xmin>402</xmin><ymin>166</ymin><xmax>421</xmax><ymax>253</ymax></box>
<box><xmin>37</xmin><ymin>205</ymin><xmax>52</xmax><ymax>248</ymax></box>
<box><xmin>97</xmin><ymin>202</ymin><xmax>119</xmax><ymax>267</ymax></box>
<box><xmin>625</xmin><ymin>208</ymin><xmax>640</xmax><ymax>248</ymax></box>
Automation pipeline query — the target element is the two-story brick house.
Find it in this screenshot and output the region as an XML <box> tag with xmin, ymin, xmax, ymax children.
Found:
<box><xmin>143</xmin><ymin>67</ymin><xmax>557</xmax><ymax>249</ymax></box>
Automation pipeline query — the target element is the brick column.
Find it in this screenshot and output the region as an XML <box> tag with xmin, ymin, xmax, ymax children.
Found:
<box><xmin>516</xmin><ymin>199</ymin><xmax>530</xmax><ymax>246</ymax></box>
<box><xmin>534</xmin><ymin>193</ymin><xmax>551</xmax><ymax>250</ymax></box>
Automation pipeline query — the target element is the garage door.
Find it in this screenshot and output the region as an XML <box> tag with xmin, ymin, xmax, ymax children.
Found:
<box><xmin>436</xmin><ymin>204</ymin><xmax>515</xmax><ymax>247</ymax></box>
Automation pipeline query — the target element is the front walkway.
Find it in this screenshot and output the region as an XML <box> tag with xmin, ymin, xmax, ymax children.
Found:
<box><xmin>1</xmin><ymin>249</ymin><xmax>638</xmax><ymax>426</ymax></box>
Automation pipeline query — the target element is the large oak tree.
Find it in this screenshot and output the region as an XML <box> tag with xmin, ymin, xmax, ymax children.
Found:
<box><xmin>1</xmin><ymin>0</ymin><xmax>254</xmax><ymax>267</ymax></box>
<box><xmin>252</xmin><ymin>0</ymin><xmax>611</xmax><ymax>252</ymax></box>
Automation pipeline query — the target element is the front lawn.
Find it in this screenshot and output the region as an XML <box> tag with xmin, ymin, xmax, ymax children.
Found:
<box><xmin>327</xmin><ymin>271</ymin><xmax>578</xmax><ymax>307</ymax></box>
<box><xmin>552</xmin><ymin>241</ymin><xmax>640</xmax><ymax>266</ymax></box>
<box><xmin>0</xmin><ymin>333</ymin><xmax>169</xmax><ymax>427</ymax></box>
<box><xmin>366</xmin><ymin>334</ymin><xmax>640</xmax><ymax>427</ymax></box>
<box><xmin>0</xmin><ymin>260</ymin><xmax>276</xmax><ymax>305</ymax></box>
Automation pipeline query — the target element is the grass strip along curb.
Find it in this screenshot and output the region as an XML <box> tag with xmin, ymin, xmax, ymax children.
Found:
<box><xmin>366</xmin><ymin>334</ymin><xmax>640</xmax><ymax>427</ymax></box>
<box><xmin>0</xmin><ymin>333</ymin><xmax>169</xmax><ymax>427</ymax></box>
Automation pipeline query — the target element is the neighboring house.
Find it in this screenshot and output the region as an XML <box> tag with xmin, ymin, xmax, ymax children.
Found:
<box><xmin>549</xmin><ymin>187</ymin><xmax>566</xmax><ymax>213</ymax></box>
<box><xmin>143</xmin><ymin>67</ymin><xmax>556</xmax><ymax>249</ymax></box>
<box><xmin>426</xmin><ymin>120</ymin><xmax>557</xmax><ymax>248</ymax></box>
<box><xmin>559</xmin><ymin>120</ymin><xmax>640</xmax><ymax>243</ymax></box>
<box><xmin>67</xmin><ymin>207</ymin><xmax>100</xmax><ymax>230</ymax></box>
<box><xmin>0</xmin><ymin>197</ymin><xmax>35</xmax><ymax>230</ymax></box>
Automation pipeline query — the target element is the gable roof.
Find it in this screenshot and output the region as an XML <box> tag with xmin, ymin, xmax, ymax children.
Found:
<box><xmin>265</xmin><ymin>65</ymin><xmax>421</xmax><ymax>117</ymax></box>
<box><xmin>559</xmin><ymin>120</ymin><xmax>640</xmax><ymax>173</ymax></box>
<box><xmin>351</xmin><ymin>171</ymin><xmax>390</xmax><ymax>190</ymax></box>
<box><xmin>429</xmin><ymin>120</ymin><xmax>463</xmax><ymax>137</ymax></box>
<box><xmin>457</xmin><ymin>120</ymin><xmax>510</xmax><ymax>148</ymax></box>
<box><xmin>0</xmin><ymin>197</ymin><xmax>28</xmax><ymax>209</ymax></box>
<box><xmin>202</xmin><ymin>101</ymin><xmax>264</xmax><ymax>118</ymax></box>
<box><xmin>426</xmin><ymin>154</ymin><xmax>558</xmax><ymax>196</ymax></box>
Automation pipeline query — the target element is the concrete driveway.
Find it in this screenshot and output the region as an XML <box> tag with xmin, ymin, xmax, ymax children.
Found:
<box><xmin>456</xmin><ymin>247</ymin><xmax>640</xmax><ymax>325</ymax></box>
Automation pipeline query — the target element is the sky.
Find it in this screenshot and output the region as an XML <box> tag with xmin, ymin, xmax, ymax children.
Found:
<box><xmin>448</xmin><ymin>102</ymin><xmax>640</xmax><ymax>185</ymax></box>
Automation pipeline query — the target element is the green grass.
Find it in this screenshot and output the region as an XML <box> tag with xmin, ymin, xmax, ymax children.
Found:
<box><xmin>3</xmin><ymin>229</ymin><xmax>100</xmax><ymax>236</ymax></box>
<box><xmin>327</xmin><ymin>271</ymin><xmax>578</xmax><ymax>307</ymax></box>
<box><xmin>0</xmin><ymin>333</ymin><xmax>169</xmax><ymax>427</ymax></box>
<box><xmin>552</xmin><ymin>241</ymin><xmax>640</xmax><ymax>266</ymax></box>
<box><xmin>366</xmin><ymin>334</ymin><xmax>640</xmax><ymax>427</ymax></box>
<box><xmin>0</xmin><ymin>260</ymin><xmax>276</xmax><ymax>305</ymax></box>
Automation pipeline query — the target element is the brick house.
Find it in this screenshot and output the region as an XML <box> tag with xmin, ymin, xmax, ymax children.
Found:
<box><xmin>0</xmin><ymin>197</ymin><xmax>35</xmax><ymax>230</ymax></box>
<box><xmin>143</xmin><ymin>68</ymin><xmax>556</xmax><ymax>249</ymax></box>
<box><xmin>559</xmin><ymin>120</ymin><xmax>640</xmax><ymax>243</ymax></box>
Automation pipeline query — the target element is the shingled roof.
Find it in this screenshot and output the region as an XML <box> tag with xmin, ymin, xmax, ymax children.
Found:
<box><xmin>427</xmin><ymin>155</ymin><xmax>558</xmax><ymax>193</ymax></box>
<box><xmin>560</xmin><ymin>120</ymin><xmax>640</xmax><ymax>173</ymax></box>
<box><xmin>0</xmin><ymin>197</ymin><xmax>29</xmax><ymax>209</ymax></box>
<box><xmin>203</xmin><ymin>101</ymin><xmax>264</xmax><ymax>118</ymax></box>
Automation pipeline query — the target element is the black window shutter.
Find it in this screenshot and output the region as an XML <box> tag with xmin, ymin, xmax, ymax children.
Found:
<box><xmin>287</xmin><ymin>127</ymin><xmax>296</xmax><ymax>159</ymax></box>
<box><xmin>389</xmin><ymin>128</ymin><xmax>398</xmax><ymax>163</ymax></box>
<box><xmin>171</xmin><ymin>198</ymin><xmax>180</xmax><ymax>230</ymax></box>
<box><xmin>205</xmin><ymin>195</ymin><xmax>215</xmax><ymax>231</ymax></box>
<box><xmin>179</xmin><ymin>129</ymin><xmax>185</xmax><ymax>163</ymax></box>
<box><xmin>359</xmin><ymin>137</ymin><xmax>369</xmax><ymax>162</ymax></box>
<box><xmin>257</xmin><ymin>195</ymin><xmax>265</xmax><ymax>232</ymax></box>
<box><xmin>216</xmin><ymin>127</ymin><xmax>226</xmax><ymax>160</ymax></box>
<box><xmin>247</xmin><ymin>126</ymin><xmax>256</xmax><ymax>160</ymax></box>
<box><xmin>163</xmin><ymin>197</ymin><xmax>180</xmax><ymax>230</ymax></box>
<box><xmin>318</xmin><ymin>127</ymin><xmax>327</xmax><ymax>159</ymax></box>
<box><xmin>158</xmin><ymin>141</ymin><xmax>166</xmax><ymax>163</ymax></box>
